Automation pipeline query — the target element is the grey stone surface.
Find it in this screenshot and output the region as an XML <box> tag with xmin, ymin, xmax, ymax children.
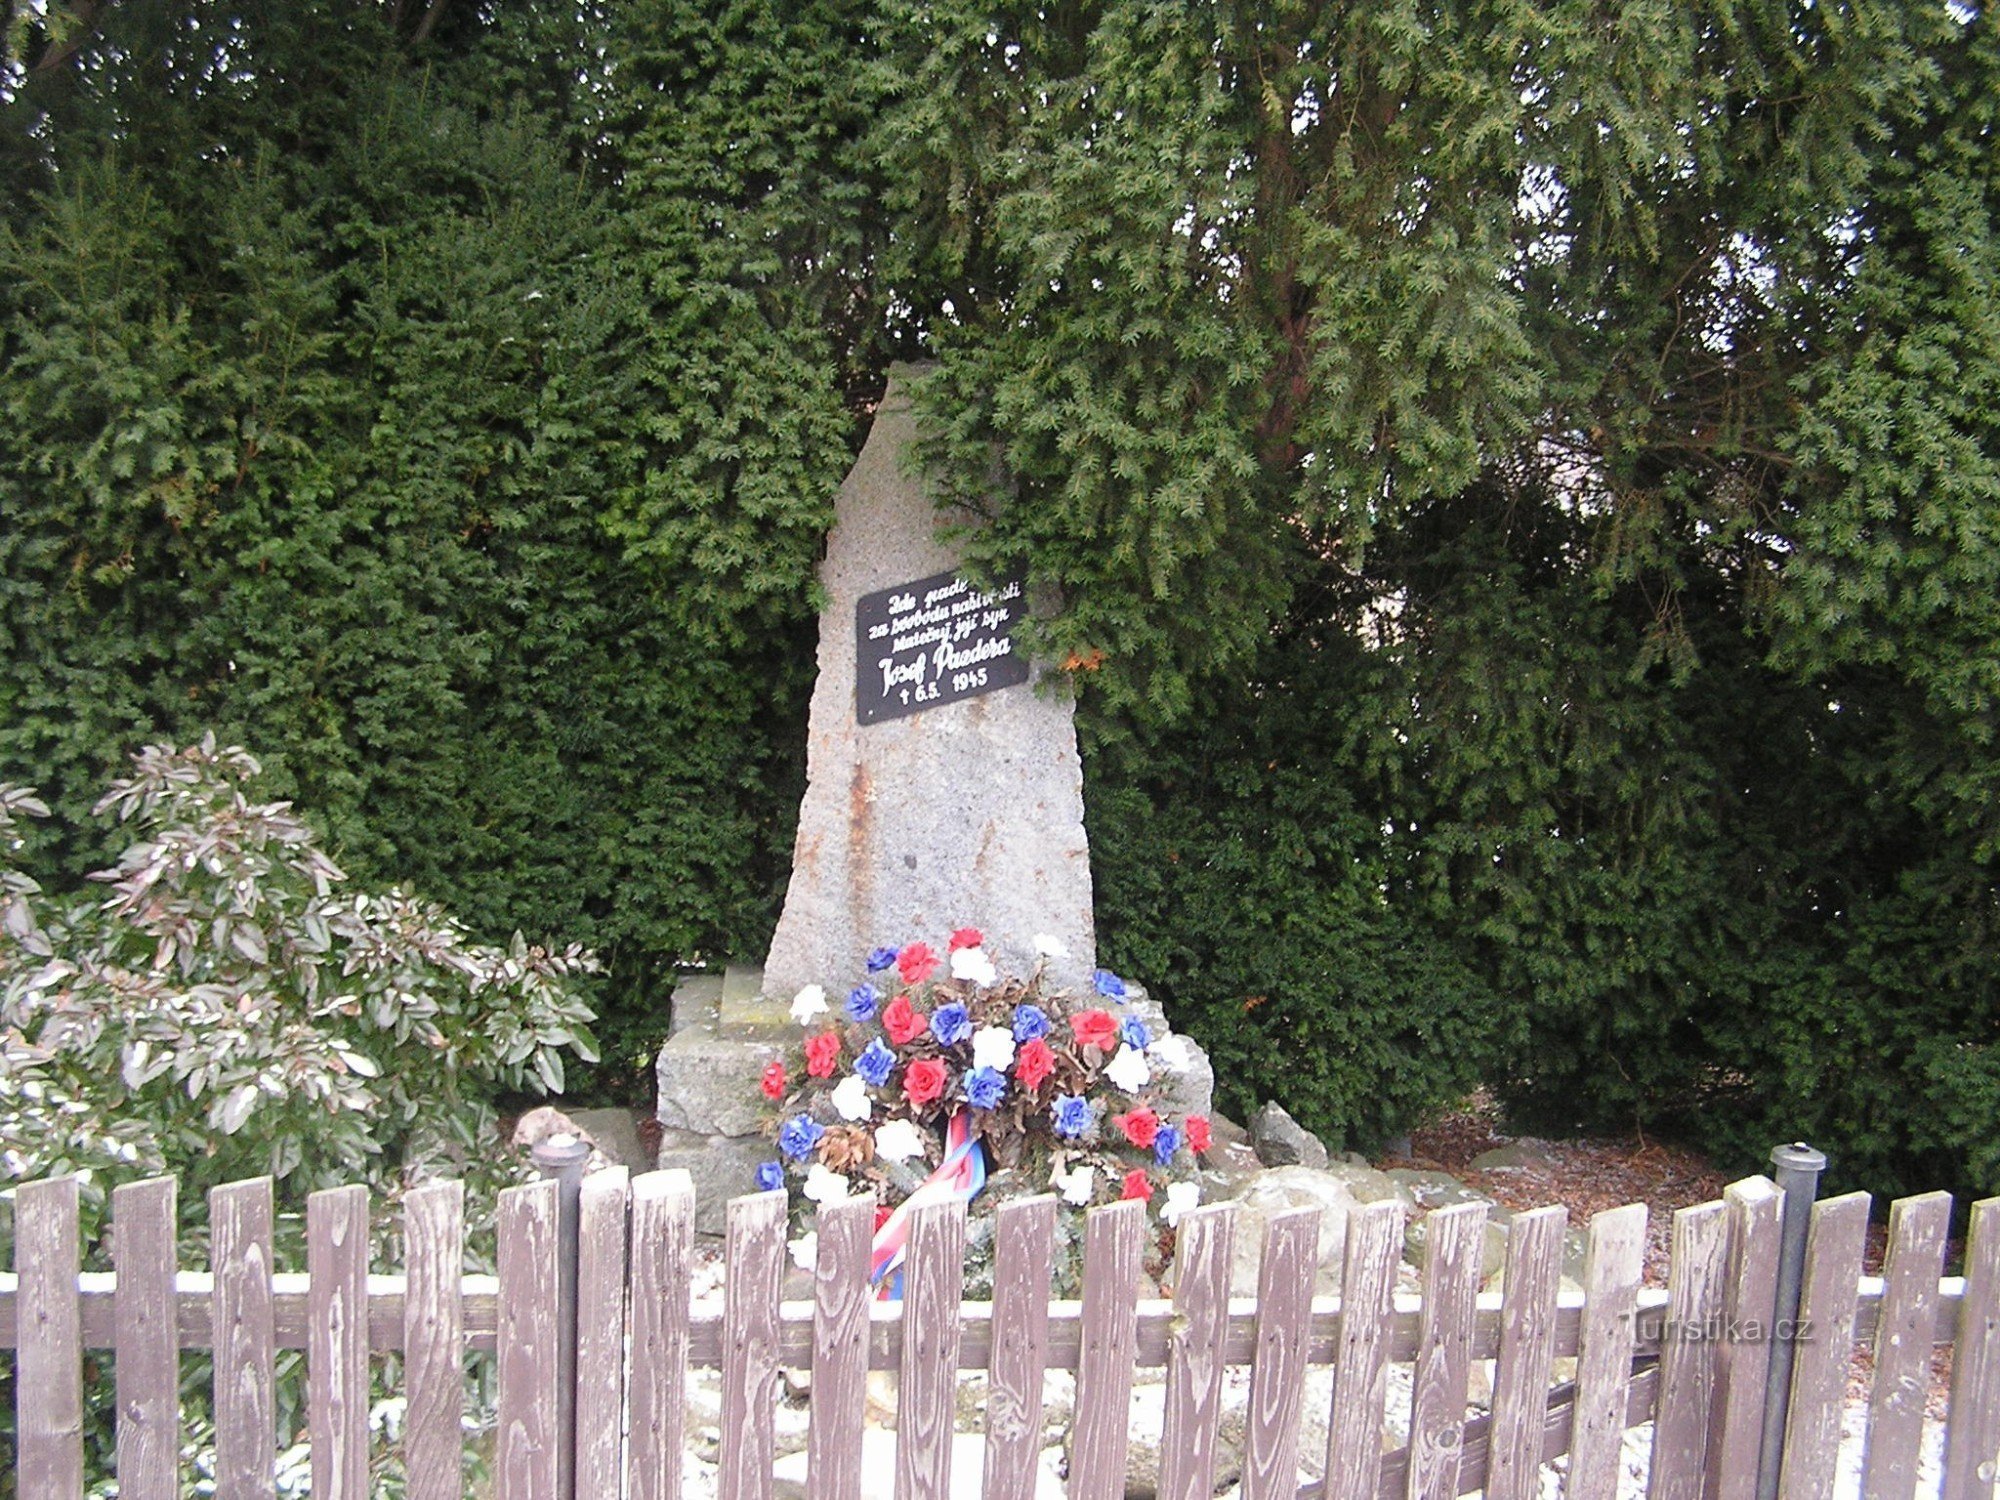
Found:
<box><xmin>762</xmin><ymin>364</ymin><xmax>1095</xmax><ymax>999</ymax></box>
<box><xmin>1224</xmin><ymin>1162</ymin><xmax>1414</xmax><ymax>1297</ymax></box>
<box><xmin>1388</xmin><ymin>1168</ymin><xmax>1511</xmax><ymax>1280</ymax></box>
<box><xmin>717</xmin><ymin>963</ymin><xmax>791</xmax><ymax>1040</ymax></box>
<box><xmin>653</xmin><ymin>1127</ymin><xmax>779</xmax><ymax>1236</ymax></box>
<box><xmin>1206</xmin><ymin>1110</ymin><xmax>1252</xmax><ymax>1150</ymax></box>
<box><xmin>668</xmin><ymin>972</ymin><xmax>721</xmax><ymax>1037</ymax></box>
<box><xmin>1249</xmin><ymin>1100</ymin><xmax>1329</xmax><ymax>1170</ymax></box>
<box><xmin>1469</xmin><ymin>1139</ymin><xmax>1560</xmax><ymax>1171</ymax></box>
<box><xmin>563</xmin><ymin>1107</ymin><xmax>651</xmax><ymax>1173</ymax></box>
<box><xmin>655</xmin><ymin>1028</ymin><xmax>783</xmax><ymax>1140</ymax></box>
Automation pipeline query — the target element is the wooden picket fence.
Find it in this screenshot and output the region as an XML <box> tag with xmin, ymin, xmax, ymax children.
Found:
<box><xmin>4</xmin><ymin>1168</ymin><xmax>2000</xmax><ymax>1499</ymax></box>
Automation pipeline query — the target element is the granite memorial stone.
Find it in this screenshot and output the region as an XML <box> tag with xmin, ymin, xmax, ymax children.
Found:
<box><xmin>761</xmin><ymin>363</ymin><xmax>1096</xmax><ymax>997</ymax></box>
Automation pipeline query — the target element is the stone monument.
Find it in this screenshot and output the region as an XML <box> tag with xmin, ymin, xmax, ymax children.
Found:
<box><xmin>656</xmin><ymin>365</ymin><xmax>1208</xmax><ymax>1228</ymax></box>
<box><xmin>760</xmin><ymin>364</ymin><xmax>1096</xmax><ymax>996</ymax></box>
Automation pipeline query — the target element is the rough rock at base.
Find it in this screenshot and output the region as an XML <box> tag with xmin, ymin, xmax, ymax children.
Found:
<box><xmin>1225</xmin><ymin>1163</ymin><xmax>1415</xmax><ymax>1297</ymax></box>
<box><xmin>1249</xmin><ymin>1101</ymin><xmax>1329</xmax><ymax>1170</ymax></box>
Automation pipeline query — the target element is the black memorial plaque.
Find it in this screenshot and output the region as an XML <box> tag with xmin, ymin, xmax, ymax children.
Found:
<box><xmin>855</xmin><ymin>567</ymin><xmax>1030</xmax><ymax>725</ymax></box>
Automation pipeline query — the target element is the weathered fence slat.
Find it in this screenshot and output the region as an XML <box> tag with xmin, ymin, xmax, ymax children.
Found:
<box><xmin>1323</xmin><ymin>1197</ymin><xmax>1405</xmax><ymax>1500</ymax></box>
<box><xmin>309</xmin><ymin>1184</ymin><xmax>371</xmax><ymax>1500</ymax></box>
<box><xmin>1159</xmin><ymin>1202</ymin><xmax>1236</xmax><ymax>1500</ymax></box>
<box><xmin>113</xmin><ymin>1176</ymin><xmax>180</xmax><ymax>1500</ymax></box>
<box><xmin>1706</xmin><ymin>1176</ymin><xmax>1782</xmax><ymax>1500</ymax></box>
<box><xmin>1239</xmin><ymin>1206</ymin><xmax>1320</xmax><ymax>1500</ymax></box>
<box><xmin>497</xmin><ymin>1177</ymin><xmax>561</xmax><ymax>1500</ymax></box>
<box><xmin>17</xmin><ymin>1174</ymin><xmax>84</xmax><ymax>1500</ymax></box>
<box><xmin>1484</xmin><ymin>1204</ymin><xmax>1565</xmax><ymax>1500</ymax></box>
<box><xmin>806</xmin><ymin>1197</ymin><xmax>872</xmax><ymax>1500</ymax></box>
<box><xmin>1566</xmin><ymin>1202</ymin><xmax>1648</xmax><ymax>1500</ymax></box>
<box><xmin>628</xmin><ymin>1170</ymin><xmax>695</xmax><ymax>1500</ymax></box>
<box><xmin>403</xmin><ymin>1178</ymin><xmax>466</xmax><ymax>1500</ymax></box>
<box><xmin>1069</xmin><ymin>1197</ymin><xmax>1148</xmax><ymax>1500</ymax></box>
<box><xmin>576</xmin><ymin>1166</ymin><xmax>631</xmax><ymax>1500</ymax></box>
<box><xmin>983</xmin><ymin>1195</ymin><xmax>1057</xmax><ymax>1500</ymax></box>
<box><xmin>1941</xmin><ymin>1196</ymin><xmax>2000</xmax><ymax>1500</ymax></box>
<box><xmin>1860</xmin><ymin>1190</ymin><xmax>1950</xmax><ymax>1500</ymax></box>
<box><xmin>1647</xmin><ymin>1201</ymin><xmax>1731</xmax><ymax>1500</ymax></box>
<box><xmin>899</xmin><ymin>1197</ymin><xmax>969</xmax><ymax>1500</ymax></box>
<box><xmin>1778</xmin><ymin>1191</ymin><xmax>1871</xmax><ymax>1500</ymax></box>
<box><xmin>1404</xmin><ymin>1201</ymin><xmax>1486</xmax><ymax>1500</ymax></box>
<box><xmin>212</xmin><ymin>1176</ymin><xmax>277</xmax><ymax>1500</ymax></box>
<box><xmin>719</xmin><ymin>1189</ymin><xmax>786</xmax><ymax>1500</ymax></box>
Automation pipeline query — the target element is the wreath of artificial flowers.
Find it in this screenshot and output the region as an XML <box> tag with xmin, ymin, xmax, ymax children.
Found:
<box><xmin>756</xmin><ymin>929</ymin><xmax>1212</xmax><ymax>1241</ymax></box>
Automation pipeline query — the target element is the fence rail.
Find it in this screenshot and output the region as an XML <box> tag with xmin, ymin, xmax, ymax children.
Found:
<box><xmin>5</xmin><ymin>1167</ymin><xmax>2000</xmax><ymax>1499</ymax></box>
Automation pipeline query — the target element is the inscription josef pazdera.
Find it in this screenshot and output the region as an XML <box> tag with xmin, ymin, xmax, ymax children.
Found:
<box><xmin>855</xmin><ymin>567</ymin><xmax>1030</xmax><ymax>725</ymax></box>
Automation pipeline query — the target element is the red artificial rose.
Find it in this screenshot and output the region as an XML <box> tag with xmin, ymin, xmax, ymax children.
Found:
<box><xmin>759</xmin><ymin>1060</ymin><xmax>787</xmax><ymax>1100</ymax></box>
<box><xmin>948</xmin><ymin>926</ymin><xmax>983</xmax><ymax>952</ymax></box>
<box><xmin>1071</xmin><ymin>1009</ymin><xmax>1118</xmax><ymax>1051</ymax></box>
<box><xmin>882</xmin><ymin>994</ymin><xmax>928</xmax><ymax>1046</ymax></box>
<box><xmin>804</xmin><ymin>1031</ymin><xmax>841</xmax><ymax>1079</ymax></box>
<box><xmin>874</xmin><ymin>1202</ymin><xmax>893</xmax><ymax>1232</ymax></box>
<box><xmin>1013</xmin><ymin>1038</ymin><xmax>1056</xmax><ymax>1092</ymax></box>
<box><xmin>1121</xmin><ymin>1169</ymin><xmax>1153</xmax><ymax>1202</ymax></box>
<box><xmin>903</xmin><ymin>1056</ymin><xmax>949</xmax><ymax>1107</ymax></box>
<box><xmin>1185</xmin><ymin>1115</ymin><xmax>1213</xmax><ymax>1154</ymax></box>
<box><xmin>1117</xmin><ymin>1107</ymin><xmax>1161</xmax><ymax>1149</ymax></box>
<box><xmin>897</xmin><ymin>942</ymin><xmax>939</xmax><ymax>985</ymax></box>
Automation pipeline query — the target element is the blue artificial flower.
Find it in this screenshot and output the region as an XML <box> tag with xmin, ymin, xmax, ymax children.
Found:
<box><xmin>931</xmin><ymin>1002</ymin><xmax>973</xmax><ymax>1046</ymax></box>
<box><xmin>778</xmin><ymin>1115</ymin><xmax>826</xmax><ymax>1161</ymax></box>
<box><xmin>1093</xmin><ymin>969</ymin><xmax>1127</xmax><ymax>999</ymax></box>
<box><xmin>755</xmin><ymin>1160</ymin><xmax>785</xmax><ymax>1192</ymax></box>
<box><xmin>1153</xmin><ymin>1125</ymin><xmax>1183</xmax><ymax>1165</ymax></box>
<box><xmin>855</xmin><ymin>1038</ymin><xmax>897</xmax><ymax>1088</ymax></box>
<box><xmin>1119</xmin><ymin>1014</ymin><xmax>1152</xmax><ymax>1050</ymax></box>
<box><xmin>1052</xmin><ymin>1094</ymin><xmax>1093</xmax><ymax>1140</ymax></box>
<box><xmin>1012</xmin><ymin>1004</ymin><xmax>1050</xmax><ymax>1043</ymax></box>
<box><xmin>844</xmin><ymin>984</ymin><xmax>880</xmax><ymax>1022</ymax></box>
<box><xmin>963</xmin><ymin>1066</ymin><xmax>1007</xmax><ymax>1110</ymax></box>
<box><xmin>866</xmin><ymin>946</ymin><xmax>900</xmax><ymax>972</ymax></box>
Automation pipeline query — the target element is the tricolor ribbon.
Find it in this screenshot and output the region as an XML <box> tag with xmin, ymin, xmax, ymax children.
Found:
<box><xmin>868</xmin><ymin>1107</ymin><xmax>986</xmax><ymax>1299</ymax></box>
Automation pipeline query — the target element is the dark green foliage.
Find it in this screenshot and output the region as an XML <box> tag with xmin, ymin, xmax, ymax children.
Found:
<box><xmin>5</xmin><ymin>0</ymin><xmax>1999</xmax><ymax>1203</ymax></box>
<box><xmin>1087</xmin><ymin>608</ymin><xmax>1493</xmax><ymax>1152</ymax></box>
<box><xmin>0</xmin><ymin>2</ymin><xmax>874</xmax><ymax>1081</ymax></box>
<box><xmin>898</xmin><ymin>0</ymin><xmax>2000</xmax><ymax>1197</ymax></box>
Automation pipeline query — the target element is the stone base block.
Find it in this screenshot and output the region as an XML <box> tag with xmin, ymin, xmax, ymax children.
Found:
<box><xmin>655</xmin><ymin>1128</ymin><xmax>779</xmax><ymax>1237</ymax></box>
<box><xmin>656</xmin><ymin>1027</ymin><xmax>783</xmax><ymax>1139</ymax></box>
<box><xmin>718</xmin><ymin>964</ymin><xmax>793</xmax><ymax>1040</ymax></box>
<box><xmin>669</xmin><ymin>973</ymin><xmax>722</xmax><ymax>1037</ymax></box>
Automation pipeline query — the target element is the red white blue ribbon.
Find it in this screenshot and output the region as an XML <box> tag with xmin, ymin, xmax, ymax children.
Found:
<box><xmin>869</xmin><ymin>1107</ymin><xmax>986</xmax><ymax>1298</ymax></box>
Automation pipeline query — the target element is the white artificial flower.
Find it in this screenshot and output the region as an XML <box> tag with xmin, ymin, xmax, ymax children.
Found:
<box><xmin>1161</xmin><ymin>1180</ymin><xmax>1202</xmax><ymax>1228</ymax></box>
<box><xmin>1104</xmin><ymin>1043</ymin><xmax>1151</xmax><ymax>1093</ymax></box>
<box><xmin>790</xmin><ymin>984</ymin><xmax>828</xmax><ymax>1025</ymax></box>
<box><xmin>1032</xmin><ymin>933</ymin><xmax>1068</xmax><ymax>958</ymax></box>
<box><xmin>830</xmin><ymin>1073</ymin><xmax>873</xmax><ymax>1122</ymax></box>
<box><xmin>788</xmin><ymin>1233</ymin><xmax>818</xmax><ymax>1272</ymax></box>
<box><xmin>1148</xmin><ymin>1033</ymin><xmax>1191</xmax><ymax>1070</ymax></box>
<box><xmin>1051</xmin><ymin>1160</ymin><xmax>1095</xmax><ymax>1207</ymax></box>
<box><xmin>803</xmin><ymin>1164</ymin><xmax>851</xmax><ymax>1204</ymax></box>
<box><xmin>874</xmin><ymin>1118</ymin><xmax>927</xmax><ymax>1162</ymax></box>
<box><xmin>949</xmin><ymin>946</ymin><xmax>998</xmax><ymax>986</ymax></box>
<box><xmin>970</xmin><ymin>1026</ymin><xmax>1016</xmax><ymax>1072</ymax></box>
